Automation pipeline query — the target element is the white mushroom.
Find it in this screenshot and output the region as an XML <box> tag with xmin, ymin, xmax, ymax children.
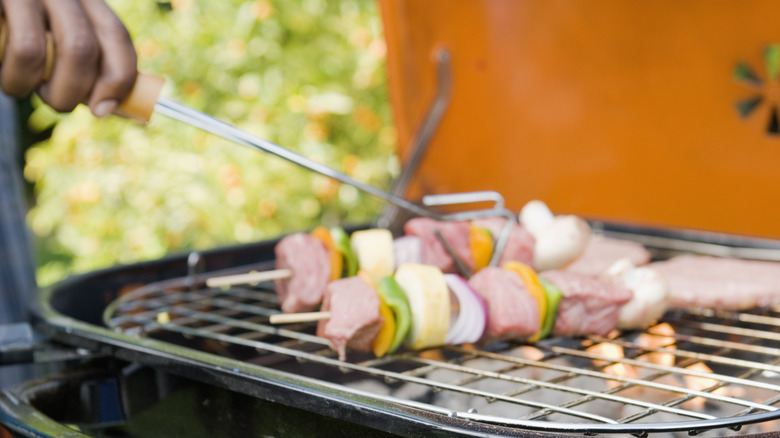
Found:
<box><xmin>519</xmin><ymin>200</ymin><xmax>555</xmax><ymax>237</ymax></box>
<box><xmin>520</xmin><ymin>200</ymin><xmax>591</xmax><ymax>271</ymax></box>
<box><xmin>602</xmin><ymin>258</ymin><xmax>670</xmax><ymax>330</ymax></box>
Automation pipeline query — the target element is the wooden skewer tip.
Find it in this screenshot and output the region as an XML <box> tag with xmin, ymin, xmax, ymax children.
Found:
<box><xmin>269</xmin><ymin>311</ymin><xmax>331</xmax><ymax>324</ymax></box>
<box><xmin>205</xmin><ymin>268</ymin><xmax>293</xmax><ymax>288</ymax></box>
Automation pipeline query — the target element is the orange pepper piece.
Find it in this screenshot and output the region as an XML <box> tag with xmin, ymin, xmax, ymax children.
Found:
<box><xmin>503</xmin><ymin>261</ymin><xmax>546</xmax><ymax>340</ymax></box>
<box><xmin>311</xmin><ymin>226</ymin><xmax>342</xmax><ymax>281</ymax></box>
<box><xmin>469</xmin><ymin>224</ymin><xmax>493</xmax><ymax>271</ymax></box>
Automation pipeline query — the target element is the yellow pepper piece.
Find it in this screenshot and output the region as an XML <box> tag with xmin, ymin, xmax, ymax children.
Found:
<box><xmin>469</xmin><ymin>224</ymin><xmax>493</xmax><ymax>271</ymax></box>
<box><xmin>503</xmin><ymin>261</ymin><xmax>546</xmax><ymax>340</ymax></box>
<box><xmin>311</xmin><ymin>226</ymin><xmax>342</xmax><ymax>281</ymax></box>
<box><xmin>357</xmin><ymin>272</ymin><xmax>395</xmax><ymax>356</ymax></box>
<box><xmin>372</xmin><ymin>295</ymin><xmax>396</xmax><ymax>357</ymax></box>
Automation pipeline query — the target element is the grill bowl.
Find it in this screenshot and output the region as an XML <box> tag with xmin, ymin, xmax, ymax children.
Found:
<box><xmin>10</xmin><ymin>222</ymin><xmax>780</xmax><ymax>437</ymax></box>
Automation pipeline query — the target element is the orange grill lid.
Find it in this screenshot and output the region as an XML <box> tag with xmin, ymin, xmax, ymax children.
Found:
<box><xmin>379</xmin><ymin>0</ymin><xmax>780</xmax><ymax>238</ymax></box>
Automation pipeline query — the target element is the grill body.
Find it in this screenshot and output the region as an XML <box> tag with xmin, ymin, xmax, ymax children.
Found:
<box><xmin>4</xmin><ymin>223</ymin><xmax>780</xmax><ymax>437</ymax></box>
<box><xmin>0</xmin><ymin>366</ymin><xmax>404</xmax><ymax>437</ymax></box>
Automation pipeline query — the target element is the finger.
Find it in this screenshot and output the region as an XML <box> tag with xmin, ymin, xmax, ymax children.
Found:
<box><xmin>36</xmin><ymin>0</ymin><xmax>99</xmax><ymax>112</ymax></box>
<box><xmin>0</xmin><ymin>0</ymin><xmax>48</xmax><ymax>97</ymax></box>
<box><xmin>78</xmin><ymin>0</ymin><xmax>137</xmax><ymax>117</ymax></box>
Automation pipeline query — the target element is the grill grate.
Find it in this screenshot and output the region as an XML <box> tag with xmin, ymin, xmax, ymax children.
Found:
<box><xmin>103</xmin><ymin>262</ymin><xmax>780</xmax><ymax>436</ymax></box>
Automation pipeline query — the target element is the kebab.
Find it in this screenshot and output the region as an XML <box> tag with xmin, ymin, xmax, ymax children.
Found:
<box><xmin>205</xmin><ymin>216</ymin><xmax>666</xmax><ymax>361</ymax></box>
<box><xmin>211</xmin><ymin>230</ymin><xmax>668</xmax><ymax>360</ymax></box>
<box><xmin>268</xmin><ymin>226</ymin><xmax>473</xmax><ymax>358</ymax></box>
<box><xmin>264</xmin><ymin>224</ymin><xmax>668</xmax><ymax>360</ymax></box>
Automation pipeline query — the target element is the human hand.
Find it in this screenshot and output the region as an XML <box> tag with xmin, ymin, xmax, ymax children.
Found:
<box><xmin>0</xmin><ymin>0</ymin><xmax>137</xmax><ymax>117</ymax></box>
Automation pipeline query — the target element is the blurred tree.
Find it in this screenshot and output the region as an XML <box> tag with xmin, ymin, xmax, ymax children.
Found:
<box><xmin>24</xmin><ymin>0</ymin><xmax>397</xmax><ymax>286</ymax></box>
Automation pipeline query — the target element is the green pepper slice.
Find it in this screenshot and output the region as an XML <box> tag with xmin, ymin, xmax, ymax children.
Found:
<box><xmin>538</xmin><ymin>278</ymin><xmax>563</xmax><ymax>340</ymax></box>
<box><xmin>376</xmin><ymin>276</ymin><xmax>412</xmax><ymax>353</ymax></box>
<box><xmin>330</xmin><ymin>226</ymin><xmax>359</xmax><ymax>277</ymax></box>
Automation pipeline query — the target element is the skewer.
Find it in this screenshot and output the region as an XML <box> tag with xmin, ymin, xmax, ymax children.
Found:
<box><xmin>269</xmin><ymin>311</ymin><xmax>331</xmax><ymax>324</ymax></box>
<box><xmin>434</xmin><ymin>228</ymin><xmax>474</xmax><ymax>278</ymax></box>
<box><xmin>205</xmin><ymin>269</ymin><xmax>292</xmax><ymax>288</ymax></box>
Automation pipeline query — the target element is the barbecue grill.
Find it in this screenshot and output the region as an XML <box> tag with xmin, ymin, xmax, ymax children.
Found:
<box><xmin>5</xmin><ymin>2</ymin><xmax>780</xmax><ymax>437</ymax></box>
<box><xmin>3</xmin><ymin>223</ymin><xmax>780</xmax><ymax>438</ymax></box>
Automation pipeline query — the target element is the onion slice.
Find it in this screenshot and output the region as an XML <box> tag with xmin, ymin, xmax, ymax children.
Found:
<box><xmin>444</xmin><ymin>274</ymin><xmax>488</xmax><ymax>345</ymax></box>
<box><xmin>393</xmin><ymin>235</ymin><xmax>423</xmax><ymax>269</ymax></box>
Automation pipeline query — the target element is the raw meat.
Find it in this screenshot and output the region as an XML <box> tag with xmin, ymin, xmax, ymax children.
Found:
<box><xmin>564</xmin><ymin>236</ymin><xmax>651</xmax><ymax>276</ymax></box>
<box><xmin>541</xmin><ymin>270</ymin><xmax>633</xmax><ymax>337</ymax></box>
<box><xmin>317</xmin><ymin>276</ymin><xmax>383</xmax><ymax>360</ymax></box>
<box><xmin>404</xmin><ymin>218</ymin><xmax>473</xmax><ymax>273</ymax></box>
<box><xmin>274</xmin><ymin>233</ymin><xmax>331</xmax><ymax>313</ymax></box>
<box><xmin>650</xmin><ymin>255</ymin><xmax>780</xmax><ymax>310</ymax></box>
<box><xmin>467</xmin><ymin>267</ymin><xmax>539</xmax><ymax>341</ymax></box>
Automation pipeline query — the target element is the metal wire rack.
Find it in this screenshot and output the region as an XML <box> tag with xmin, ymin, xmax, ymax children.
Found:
<box><xmin>103</xmin><ymin>261</ymin><xmax>780</xmax><ymax>437</ymax></box>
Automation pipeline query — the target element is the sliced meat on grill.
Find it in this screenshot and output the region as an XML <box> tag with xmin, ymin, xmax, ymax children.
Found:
<box><xmin>317</xmin><ymin>276</ymin><xmax>383</xmax><ymax>361</ymax></box>
<box><xmin>393</xmin><ymin>235</ymin><xmax>423</xmax><ymax>269</ymax></box>
<box><xmin>274</xmin><ymin>233</ymin><xmax>332</xmax><ymax>313</ymax></box>
<box><xmin>649</xmin><ymin>255</ymin><xmax>780</xmax><ymax>310</ymax></box>
<box><xmin>541</xmin><ymin>270</ymin><xmax>633</xmax><ymax>337</ymax></box>
<box><xmin>470</xmin><ymin>217</ymin><xmax>535</xmax><ymax>268</ymax></box>
<box><xmin>467</xmin><ymin>267</ymin><xmax>539</xmax><ymax>341</ymax></box>
<box><xmin>563</xmin><ymin>236</ymin><xmax>651</xmax><ymax>276</ymax></box>
<box><xmin>404</xmin><ymin>218</ymin><xmax>473</xmax><ymax>273</ymax></box>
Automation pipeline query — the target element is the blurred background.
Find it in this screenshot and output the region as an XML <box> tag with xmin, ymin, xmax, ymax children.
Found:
<box><xmin>22</xmin><ymin>0</ymin><xmax>397</xmax><ymax>287</ymax></box>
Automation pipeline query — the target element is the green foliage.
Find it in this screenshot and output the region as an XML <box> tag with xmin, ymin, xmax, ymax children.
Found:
<box><xmin>25</xmin><ymin>0</ymin><xmax>397</xmax><ymax>286</ymax></box>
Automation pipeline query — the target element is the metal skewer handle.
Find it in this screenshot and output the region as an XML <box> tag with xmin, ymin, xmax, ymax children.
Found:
<box><xmin>154</xmin><ymin>97</ymin><xmax>510</xmax><ymax>221</ymax></box>
<box><xmin>153</xmin><ymin>96</ymin><xmax>518</xmax><ymax>266</ymax></box>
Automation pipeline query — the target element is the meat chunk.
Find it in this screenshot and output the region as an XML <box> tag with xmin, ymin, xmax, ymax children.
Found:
<box><xmin>317</xmin><ymin>276</ymin><xmax>383</xmax><ymax>361</ymax></box>
<box><xmin>541</xmin><ymin>270</ymin><xmax>633</xmax><ymax>337</ymax></box>
<box><xmin>404</xmin><ymin>218</ymin><xmax>473</xmax><ymax>273</ymax></box>
<box><xmin>564</xmin><ymin>236</ymin><xmax>651</xmax><ymax>276</ymax></box>
<box><xmin>274</xmin><ymin>233</ymin><xmax>331</xmax><ymax>313</ymax></box>
<box><xmin>467</xmin><ymin>267</ymin><xmax>539</xmax><ymax>341</ymax></box>
<box><xmin>471</xmin><ymin>217</ymin><xmax>535</xmax><ymax>268</ymax></box>
<box><xmin>650</xmin><ymin>255</ymin><xmax>780</xmax><ymax>310</ymax></box>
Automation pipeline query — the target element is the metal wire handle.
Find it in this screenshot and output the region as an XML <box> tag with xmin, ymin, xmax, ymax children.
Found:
<box><xmin>153</xmin><ymin>97</ymin><xmax>517</xmax><ymax>265</ymax></box>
